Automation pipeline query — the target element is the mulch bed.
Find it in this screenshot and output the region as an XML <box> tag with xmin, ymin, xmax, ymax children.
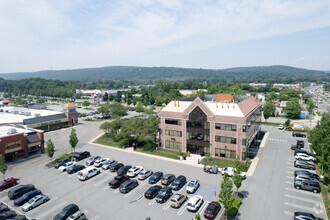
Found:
<box><xmin>45</xmin><ymin>162</ymin><xmax>54</xmax><ymax>168</ymax></box>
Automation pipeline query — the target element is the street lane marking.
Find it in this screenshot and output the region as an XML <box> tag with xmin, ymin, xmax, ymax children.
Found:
<box><xmin>36</xmin><ymin>201</ymin><xmax>67</xmax><ymax>219</ymax></box>
<box><xmin>287</xmin><ymin>167</ymin><xmax>296</xmax><ymax>170</ymax></box>
<box><xmin>149</xmin><ymin>199</ymin><xmax>157</xmax><ymax>205</ymax></box>
<box><xmin>199</xmin><ymin>201</ymin><xmax>209</xmax><ymax>215</ymax></box>
<box><xmin>113</xmin><ymin>189</ymin><xmax>119</xmax><ymax>194</ymax></box>
<box><xmin>284</xmin><ymin>211</ymin><xmax>294</xmax><ymax>216</ymax></box>
<box><xmin>285</xmin><ymin>188</ymin><xmax>321</xmax><ymax>197</ymax></box>
<box><xmin>286</xmin><ymin>176</ymin><xmax>294</xmax><ymax>180</ymax></box>
<box><xmin>285</xmin><ymin>194</ymin><xmax>323</xmax><ymax>207</ymax></box>
<box><xmin>93</xmin><ymin>179</ymin><xmax>107</xmax><ymax>187</ymax></box>
<box><xmin>285</xmin><ymin>202</ymin><xmax>323</xmax><ymax>214</ymax></box>
<box><xmin>285</xmin><ymin>181</ymin><xmax>292</xmax><ymax>185</ymax></box>
<box><xmin>125</xmin><ymin>181</ymin><xmax>148</xmax><ymax>198</ymax></box>
<box><xmin>162</xmin><ymin>201</ymin><xmax>171</xmax><ymax>210</ymax></box>
<box><xmin>177</xmin><ymin>203</ymin><xmax>188</xmax><ymax>215</ymax></box>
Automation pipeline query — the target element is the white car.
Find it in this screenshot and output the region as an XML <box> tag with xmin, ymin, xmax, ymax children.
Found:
<box><xmin>221</xmin><ymin>167</ymin><xmax>246</xmax><ymax>179</ymax></box>
<box><xmin>137</xmin><ymin>169</ymin><xmax>153</xmax><ymax>180</ymax></box>
<box><xmin>58</xmin><ymin>162</ymin><xmax>76</xmax><ymax>172</ymax></box>
<box><xmin>127</xmin><ymin>166</ymin><xmax>143</xmax><ymax>177</ymax></box>
<box><xmin>295</xmin><ymin>153</ymin><xmax>315</xmax><ymax>162</ymax></box>
<box><xmin>94</xmin><ymin>158</ymin><xmax>110</xmax><ymax>167</ymax></box>
<box><xmin>186</xmin><ymin>179</ymin><xmax>200</xmax><ymax>194</ymax></box>
<box><xmin>186</xmin><ymin>195</ymin><xmax>203</xmax><ymax>212</ymax></box>
<box><xmin>278</xmin><ymin>125</ymin><xmax>284</xmax><ymax>130</ymax></box>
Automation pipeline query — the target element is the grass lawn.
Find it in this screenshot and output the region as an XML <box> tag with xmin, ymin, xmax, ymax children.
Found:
<box><xmin>94</xmin><ymin>134</ymin><xmax>124</xmax><ymax>148</ymax></box>
<box><xmin>200</xmin><ymin>156</ymin><xmax>236</xmax><ymax>168</ymax></box>
<box><xmin>135</xmin><ymin>148</ymin><xmax>187</xmax><ymax>160</ymax></box>
<box><xmin>261</xmin><ymin>121</ymin><xmax>282</xmax><ymax>126</ymax></box>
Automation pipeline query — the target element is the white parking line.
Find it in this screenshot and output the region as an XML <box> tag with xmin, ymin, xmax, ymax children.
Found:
<box><xmin>177</xmin><ymin>203</ymin><xmax>188</xmax><ymax>215</ymax></box>
<box><xmin>149</xmin><ymin>199</ymin><xmax>157</xmax><ymax>206</ymax></box>
<box><xmin>285</xmin><ymin>188</ymin><xmax>321</xmax><ymax>197</ymax></box>
<box><xmin>93</xmin><ymin>179</ymin><xmax>107</xmax><ymax>187</ymax></box>
<box><xmin>284</xmin><ymin>211</ymin><xmax>294</xmax><ymax>216</ymax></box>
<box><xmin>287</xmin><ymin>167</ymin><xmax>296</xmax><ymax>170</ymax></box>
<box><xmin>199</xmin><ymin>201</ymin><xmax>209</xmax><ymax>215</ymax></box>
<box><xmin>36</xmin><ymin>201</ymin><xmax>68</xmax><ymax>219</ymax></box>
<box><xmin>162</xmin><ymin>201</ymin><xmax>171</xmax><ymax>210</ymax></box>
<box><xmin>125</xmin><ymin>181</ymin><xmax>148</xmax><ymax>198</ymax></box>
<box><xmin>285</xmin><ymin>181</ymin><xmax>292</xmax><ymax>185</ymax></box>
<box><xmin>286</xmin><ymin>176</ymin><xmax>294</xmax><ymax>180</ymax></box>
<box><xmin>287</xmin><ymin>171</ymin><xmax>293</xmax><ymax>175</ymax></box>
<box><xmin>285</xmin><ymin>194</ymin><xmax>323</xmax><ymax>206</ymax></box>
<box><xmin>284</xmin><ymin>202</ymin><xmax>324</xmax><ymax>214</ymax></box>
<box><xmin>28</xmin><ymin>197</ymin><xmax>58</xmax><ymax>215</ymax></box>
<box><xmin>287</xmin><ymin>158</ymin><xmax>295</xmax><ymax>162</ymax></box>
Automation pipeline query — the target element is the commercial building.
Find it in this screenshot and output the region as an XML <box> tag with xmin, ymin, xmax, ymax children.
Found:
<box><xmin>0</xmin><ymin>125</ymin><xmax>45</xmax><ymax>160</ymax></box>
<box><xmin>158</xmin><ymin>94</ymin><xmax>262</xmax><ymax>161</ymax></box>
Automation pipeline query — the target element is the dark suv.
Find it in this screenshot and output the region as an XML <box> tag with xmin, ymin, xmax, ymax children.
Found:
<box><xmin>54</xmin><ymin>157</ymin><xmax>72</xmax><ymax>169</ymax></box>
<box><xmin>149</xmin><ymin>172</ymin><xmax>163</xmax><ymax>184</ymax></box>
<box><xmin>294</xmin><ymin>180</ymin><xmax>321</xmax><ymax>193</ymax></box>
<box><xmin>72</xmin><ymin>151</ymin><xmax>90</xmax><ymax>161</ymax></box>
<box><xmin>296</xmin><ymin>140</ymin><xmax>305</xmax><ymax>147</ymax></box>
<box><xmin>294</xmin><ymin>211</ymin><xmax>321</xmax><ymax>220</ymax></box>
<box><xmin>119</xmin><ymin>179</ymin><xmax>138</xmax><ymax>193</ymax></box>
<box><xmin>67</xmin><ymin>164</ymin><xmax>85</xmax><ymax>174</ymax></box>
<box><xmin>170</xmin><ymin>175</ymin><xmax>186</xmax><ymax>190</ymax></box>
<box><xmin>156</xmin><ymin>186</ymin><xmax>173</xmax><ymax>203</ymax></box>
<box><xmin>54</xmin><ymin>204</ymin><xmax>79</xmax><ymax>220</ymax></box>
<box><xmin>293</xmin><ymin>132</ymin><xmax>306</xmax><ymax>138</ymax></box>
<box><xmin>8</xmin><ymin>184</ymin><xmax>35</xmax><ymax>200</ymax></box>
<box><xmin>117</xmin><ymin>165</ymin><xmax>131</xmax><ymax>176</ymax></box>
<box><xmin>110</xmin><ymin>163</ymin><xmax>124</xmax><ymax>172</ymax></box>
<box><xmin>161</xmin><ymin>174</ymin><xmax>175</xmax><ymax>185</ymax></box>
<box><xmin>14</xmin><ymin>189</ymin><xmax>41</xmax><ymax>206</ymax></box>
<box><xmin>294</xmin><ymin>160</ymin><xmax>315</xmax><ymax>170</ymax></box>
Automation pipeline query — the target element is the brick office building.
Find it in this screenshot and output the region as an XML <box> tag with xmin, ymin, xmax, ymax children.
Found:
<box><xmin>158</xmin><ymin>94</ymin><xmax>262</xmax><ymax>161</ymax></box>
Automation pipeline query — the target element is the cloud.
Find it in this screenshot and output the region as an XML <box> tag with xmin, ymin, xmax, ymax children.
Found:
<box><xmin>0</xmin><ymin>0</ymin><xmax>330</xmax><ymax>72</ymax></box>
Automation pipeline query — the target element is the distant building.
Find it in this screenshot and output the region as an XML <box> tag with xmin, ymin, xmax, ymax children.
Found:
<box><xmin>273</xmin><ymin>84</ymin><xmax>300</xmax><ymax>89</ymax></box>
<box><xmin>249</xmin><ymin>83</ymin><xmax>267</xmax><ymax>87</ymax></box>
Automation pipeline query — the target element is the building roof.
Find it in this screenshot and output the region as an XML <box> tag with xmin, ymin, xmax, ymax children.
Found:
<box><xmin>8</xmin><ymin>103</ymin><xmax>15</xmax><ymax>106</ymax></box>
<box><xmin>23</xmin><ymin>113</ymin><xmax>67</xmax><ymax>125</ymax></box>
<box><xmin>0</xmin><ymin>125</ymin><xmax>35</xmax><ymax>138</ymax></box>
<box><xmin>63</xmin><ymin>102</ymin><xmax>76</xmax><ymax>108</ymax></box>
<box><xmin>237</xmin><ymin>96</ymin><xmax>260</xmax><ymax>117</ymax></box>
<box><xmin>3</xmin><ymin>99</ymin><xmax>10</xmax><ymax>103</ymax></box>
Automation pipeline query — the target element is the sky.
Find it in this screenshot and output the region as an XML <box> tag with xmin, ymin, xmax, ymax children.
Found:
<box><xmin>1</xmin><ymin>0</ymin><xmax>330</xmax><ymax>73</ymax></box>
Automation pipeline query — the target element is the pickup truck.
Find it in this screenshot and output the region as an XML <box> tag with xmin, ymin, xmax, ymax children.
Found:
<box><xmin>108</xmin><ymin>175</ymin><xmax>129</xmax><ymax>188</ymax></box>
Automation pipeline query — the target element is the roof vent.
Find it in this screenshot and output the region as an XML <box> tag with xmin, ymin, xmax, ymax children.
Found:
<box><xmin>13</xmin><ymin>110</ymin><xmax>19</xmax><ymax>114</ymax></box>
<box><xmin>25</xmin><ymin>112</ymin><xmax>31</xmax><ymax>116</ymax></box>
<box><xmin>34</xmin><ymin>113</ymin><xmax>41</xmax><ymax>117</ymax></box>
<box><xmin>7</xmin><ymin>128</ymin><xmax>17</xmax><ymax>134</ymax></box>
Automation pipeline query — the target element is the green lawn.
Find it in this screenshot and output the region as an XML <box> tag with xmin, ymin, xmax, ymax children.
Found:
<box><xmin>94</xmin><ymin>134</ymin><xmax>124</xmax><ymax>148</ymax></box>
<box><xmin>261</xmin><ymin>121</ymin><xmax>282</xmax><ymax>126</ymax></box>
<box><xmin>135</xmin><ymin>148</ymin><xmax>187</xmax><ymax>160</ymax></box>
<box><xmin>200</xmin><ymin>157</ymin><xmax>236</xmax><ymax>168</ymax></box>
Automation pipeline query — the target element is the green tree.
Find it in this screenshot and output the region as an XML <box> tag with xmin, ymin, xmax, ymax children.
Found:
<box><xmin>109</xmin><ymin>119</ymin><xmax>122</xmax><ymax>136</ymax></box>
<box><xmin>103</xmin><ymin>92</ymin><xmax>109</xmax><ymax>102</ymax></box>
<box><xmin>97</xmin><ymin>105</ymin><xmax>110</xmax><ymax>117</ymax></box>
<box><xmin>69</xmin><ymin>128</ymin><xmax>79</xmax><ymax>153</ymax></box>
<box><xmin>99</xmin><ymin>121</ymin><xmax>112</xmax><ymax>135</ymax></box>
<box><xmin>284</xmin><ymin>100</ymin><xmax>301</xmax><ymax>118</ymax></box>
<box><xmin>0</xmin><ymin>155</ymin><xmax>8</xmax><ymax>180</ymax></box>
<box><xmin>285</xmin><ymin>119</ymin><xmax>291</xmax><ymax>127</ymax></box>
<box><xmin>82</xmin><ymin>100</ymin><xmax>90</xmax><ymax>107</ymax></box>
<box><xmin>232</xmin><ymin>169</ymin><xmax>243</xmax><ymax>194</ymax></box>
<box><xmin>135</xmin><ymin>101</ymin><xmax>145</xmax><ymax>113</ymax></box>
<box><xmin>46</xmin><ymin>139</ymin><xmax>55</xmax><ymax>162</ymax></box>
<box><xmin>109</xmin><ymin>102</ymin><xmax>127</xmax><ymax>118</ymax></box>
<box><xmin>155</xmin><ymin>96</ymin><xmax>163</xmax><ymax>106</ymax></box>
<box><xmin>219</xmin><ymin>173</ymin><xmax>233</xmax><ymax>218</ymax></box>
<box><xmin>263</xmin><ymin>101</ymin><xmax>275</xmax><ymax>121</ymax></box>
<box><xmin>193</xmin><ymin>212</ymin><xmax>201</xmax><ymax>220</ymax></box>
<box><xmin>306</xmin><ymin>99</ymin><xmax>315</xmax><ymax>115</ymax></box>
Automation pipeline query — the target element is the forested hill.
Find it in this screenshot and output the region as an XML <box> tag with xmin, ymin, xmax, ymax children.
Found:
<box><xmin>0</xmin><ymin>65</ymin><xmax>328</xmax><ymax>83</ymax></box>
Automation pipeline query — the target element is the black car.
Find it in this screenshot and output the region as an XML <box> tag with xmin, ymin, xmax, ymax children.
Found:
<box><xmin>294</xmin><ymin>149</ymin><xmax>314</xmax><ymax>156</ymax></box>
<box><xmin>53</xmin><ymin>204</ymin><xmax>79</xmax><ymax>220</ymax></box>
<box><xmin>161</xmin><ymin>174</ymin><xmax>175</xmax><ymax>185</ymax></box>
<box><xmin>294</xmin><ymin>160</ymin><xmax>316</xmax><ymax>170</ymax></box>
<box><xmin>0</xmin><ymin>211</ymin><xmax>16</xmax><ymax>220</ymax></box>
<box><xmin>294</xmin><ymin>170</ymin><xmax>320</xmax><ymax>180</ymax></box>
<box><xmin>293</xmin><ymin>132</ymin><xmax>307</xmax><ymax>138</ymax></box>
<box><xmin>170</xmin><ymin>175</ymin><xmax>186</xmax><ymax>190</ymax></box>
<box><xmin>72</xmin><ymin>151</ymin><xmax>90</xmax><ymax>162</ymax></box>
<box><xmin>149</xmin><ymin>172</ymin><xmax>163</xmax><ymax>184</ymax></box>
<box><xmin>294</xmin><ymin>180</ymin><xmax>321</xmax><ymax>193</ymax></box>
<box><xmin>54</xmin><ymin>157</ymin><xmax>72</xmax><ymax>169</ymax></box>
<box><xmin>109</xmin><ymin>163</ymin><xmax>123</xmax><ymax>172</ymax></box>
<box><xmin>117</xmin><ymin>165</ymin><xmax>132</xmax><ymax>176</ymax></box>
<box><xmin>12</xmin><ymin>215</ymin><xmax>28</xmax><ymax>220</ymax></box>
<box><xmin>296</xmin><ymin>140</ymin><xmax>305</xmax><ymax>147</ymax></box>
<box><xmin>66</xmin><ymin>164</ymin><xmax>85</xmax><ymax>174</ymax></box>
<box><xmin>14</xmin><ymin>189</ymin><xmax>41</xmax><ymax>206</ymax></box>
<box><xmin>156</xmin><ymin>186</ymin><xmax>173</xmax><ymax>203</ymax></box>
<box><xmin>8</xmin><ymin>184</ymin><xmax>35</xmax><ymax>200</ymax></box>
<box><xmin>294</xmin><ymin>211</ymin><xmax>322</xmax><ymax>220</ymax></box>
<box><xmin>291</xmin><ymin>145</ymin><xmax>303</xmax><ymax>150</ymax></box>
<box><xmin>119</xmin><ymin>179</ymin><xmax>138</xmax><ymax>194</ymax></box>
<box><xmin>144</xmin><ymin>185</ymin><xmax>162</xmax><ymax>199</ymax></box>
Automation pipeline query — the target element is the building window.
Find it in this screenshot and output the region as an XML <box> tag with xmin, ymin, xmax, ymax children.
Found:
<box><xmin>242</xmin><ymin>139</ymin><xmax>246</xmax><ymax>145</ymax></box>
<box><xmin>242</xmin><ymin>125</ymin><xmax>247</xmax><ymax>132</ymax></box>
<box><xmin>165</xmin><ymin>130</ymin><xmax>182</xmax><ymax>137</ymax></box>
<box><xmin>215</xmin><ymin>136</ymin><xmax>236</xmax><ymax>144</ymax></box>
<box><xmin>215</xmin><ymin>148</ymin><xmax>236</xmax><ymax>159</ymax></box>
<box><xmin>165</xmin><ymin>118</ymin><xmax>182</xmax><ymax>125</ymax></box>
<box><xmin>215</xmin><ymin>123</ymin><xmax>237</xmax><ymax>131</ymax></box>
<box><xmin>165</xmin><ymin>140</ymin><xmax>182</xmax><ymax>150</ymax></box>
<box><xmin>204</xmin><ymin>122</ymin><xmax>210</xmax><ymax>130</ymax></box>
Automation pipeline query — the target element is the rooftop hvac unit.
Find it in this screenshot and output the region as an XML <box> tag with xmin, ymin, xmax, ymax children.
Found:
<box><xmin>25</xmin><ymin>111</ymin><xmax>31</xmax><ymax>116</ymax></box>
<box><xmin>19</xmin><ymin>111</ymin><xmax>25</xmax><ymax>115</ymax></box>
<box><xmin>0</xmin><ymin>109</ymin><xmax>3</xmax><ymax>112</ymax></box>
<box><xmin>5</xmin><ymin>110</ymin><xmax>8</xmax><ymax>112</ymax></box>
<box><xmin>34</xmin><ymin>113</ymin><xmax>41</xmax><ymax>117</ymax></box>
<box><xmin>13</xmin><ymin>111</ymin><xmax>19</xmax><ymax>114</ymax></box>
<box><xmin>7</xmin><ymin>128</ymin><xmax>17</xmax><ymax>134</ymax></box>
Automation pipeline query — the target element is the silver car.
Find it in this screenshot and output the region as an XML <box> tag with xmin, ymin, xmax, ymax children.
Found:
<box><xmin>186</xmin><ymin>179</ymin><xmax>200</xmax><ymax>193</ymax></box>
<box><xmin>22</xmin><ymin>194</ymin><xmax>49</xmax><ymax>212</ymax></box>
<box><xmin>102</xmin><ymin>160</ymin><xmax>117</xmax><ymax>170</ymax></box>
<box><xmin>138</xmin><ymin>169</ymin><xmax>153</xmax><ymax>180</ymax></box>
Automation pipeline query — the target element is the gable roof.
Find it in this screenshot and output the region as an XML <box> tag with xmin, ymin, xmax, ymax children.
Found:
<box><xmin>63</xmin><ymin>102</ymin><xmax>76</xmax><ymax>108</ymax></box>
<box><xmin>237</xmin><ymin>96</ymin><xmax>260</xmax><ymax>117</ymax></box>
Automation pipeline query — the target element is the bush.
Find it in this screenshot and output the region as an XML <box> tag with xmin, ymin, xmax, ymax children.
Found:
<box><xmin>53</xmin><ymin>153</ymin><xmax>73</xmax><ymax>164</ymax></box>
<box><xmin>226</xmin><ymin>197</ymin><xmax>242</xmax><ymax>217</ymax></box>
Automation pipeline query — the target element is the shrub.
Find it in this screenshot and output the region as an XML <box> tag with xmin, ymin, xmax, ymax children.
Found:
<box><xmin>53</xmin><ymin>153</ymin><xmax>73</xmax><ymax>164</ymax></box>
<box><xmin>226</xmin><ymin>197</ymin><xmax>242</xmax><ymax>216</ymax></box>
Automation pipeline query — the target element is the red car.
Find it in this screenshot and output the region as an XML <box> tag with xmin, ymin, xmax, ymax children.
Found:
<box><xmin>108</xmin><ymin>175</ymin><xmax>129</xmax><ymax>188</ymax></box>
<box><xmin>204</xmin><ymin>201</ymin><xmax>221</xmax><ymax>219</ymax></box>
<box><xmin>0</xmin><ymin>177</ymin><xmax>18</xmax><ymax>191</ymax></box>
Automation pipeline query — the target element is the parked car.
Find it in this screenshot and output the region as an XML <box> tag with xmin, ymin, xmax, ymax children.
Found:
<box><xmin>294</xmin><ymin>179</ymin><xmax>321</xmax><ymax>193</ymax></box>
<box><xmin>294</xmin><ymin>211</ymin><xmax>322</xmax><ymax>220</ymax></box>
<box><xmin>293</xmin><ymin>132</ymin><xmax>306</xmax><ymax>138</ymax></box>
<box><xmin>295</xmin><ymin>153</ymin><xmax>315</xmax><ymax>162</ymax></box>
<box><xmin>54</xmin><ymin>157</ymin><xmax>72</xmax><ymax>169</ymax></box>
<box><xmin>94</xmin><ymin>158</ymin><xmax>110</xmax><ymax>167</ymax></box>
<box><xmin>221</xmin><ymin>167</ymin><xmax>246</xmax><ymax>179</ymax></box>
<box><xmin>149</xmin><ymin>172</ymin><xmax>163</xmax><ymax>184</ymax></box>
<box><xmin>8</xmin><ymin>184</ymin><xmax>35</xmax><ymax>200</ymax></box>
<box><xmin>291</xmin><ymin>145</ymin><xmax>304</xmax><ymax>150</ymax></box>
<box><xmin>294</xmin><ymin>149</ymin><xmax>314</xmax><ymax>157</ymax></box>
<box><xmin>67</xmin><ymin>210</ymin><xmax>87</xmax><ymax>220</ymax></box>
<box><xmin>11</xmin><ymin>215</ymin><xmax>28</xmax><ymax>220</ymax></box>
<box><xmin>102</xmin><ymin>160</ymin><xmax>117</xmax><ymax>170</ymax></box>
<box><xmin>138</xmin><ymin>169</ymin><xmax>153</xmax><ymax>180</ymax></box>
<box><xmin>170</xmin><ymin>193</ymin><xmax>187</xmax><ymax>208</ymax></box>
<box><xmin>294</xmin><ymin>170</ymin><xmax>319</xmax><ymax>180</ymax></box>
<box><xmin>170</xmin><ymin>175</ymin><xmax>186</xmax><ymax>190</ymax></box>
<box><xmin>22</xmin><ymin>194</ymin><xmax>49</xmax><ymax>212</ymax></box>
<box><xmin>59</xmin><ymin>162</ymin><xmax>76</xmax><ymax>172</ymax></box>
<box><xmin>53</xmin><ymin>204</ymin><xmax>80</xmax><ymax>220</ymax></box>
<box><xmin>0</xmin><ymin>211</ymin><xmax>16</xmax><ymax>219</ymax></box>
<box><xmin>204</xmin><ymin>201</ymin><xmax>221</xmax><ymax>219</ymax></box>
<box><xmin>0</xmin><ymin>201</ymin><xmax>9</xmax><ymax>212</ymax></box>
<box><xmin>0</xmin><ymin>177</ymin><xmax>18</xmax><ymax>191</ymax></box>
<box><xmin>186</xmin><ymin>179</ymin><xmax>200</xmax><ymax>194</ymax></box>
<box><xmin>72</xmin><ymin>151</ymin><xmax>90</xmax><ymax>162</ymax></box>
<box><xmin>278</xmin><ymin>125</ymin><xmax>284</xmax><ymax>130</ymax></box>
<box><xmin>127</xmin><ymin>166</ymin><xmax>143</xmax><ymax>177</ymax></box>
<box><xmin>67</xmin><ymin>165</ymin><xmax>85</xmax><ymax>174</ymax></box>
<box><xmin>119</xmin><ymin>179</ymin><xmax>138</xmax><ymax>194</ymax></box>
<box><xmin>109</xmin><ymin>175</ymin><xmax>129</xmax><ymax>189</ymax></box>
<box><xmin>295</xmin><ymin>174</ymin><xmax>319</xmax><ymax>182</ymax></box>
<box><xmin>296</xmin><ymin>140</ymin><xmax>305</xmax><ymax>147</ymax></box>
<box><xmin>117</xmin><ymin>165</ymin><xmax>132</xmax><ymax>176</ymax></box>
<box><xmin>156</xmin><ymin>186</ymin><xmax>172</xmax><ymax>203</ymax></box>
<box><xmin>85</xmin><ymin>156</ymin><xmax>101</xmax><ymax>166</ymax></box>
<box><xmin>144</xmin><ymin>185</ymin><xmax>162</xmax><ymax>199</ymax></box>
<box><xmin>187</xmin><ymin>195</ymin><xmax>204</xmax><ymax>212</ymax></box>
<box><xmin>294</xmin><ymin>160</ymin><xmax>316</xmax><ymax>170</ymax></box>
<box><xmin>109</xmin><ymin>163</ymin><xmax>124</xmax><ymax>172</ymax></box>
<box><xmin>161</xmin><ymin>174</ymin><xmax>175</xmax><ymax>185</ymax></box>
<box><xmin>78</xmin><ymin>167</ymin><xmax>100</xmax><ymax>181</ymax></box>
<box><xmin>14</xmin><ymin>189</ymin><xmax>41</xmax><ymax>207</ymax></box>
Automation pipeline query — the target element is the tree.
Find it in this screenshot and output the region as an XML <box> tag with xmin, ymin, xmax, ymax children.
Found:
<box><xmin>103</xmin><ymin>92</ymin><xmax>109</xmax><ymax>102</ymax></box>
<box><xmin>232</xmin><ymin>169</ymin><xmax>243</xmax><ymax>194</ymax></box>
<box><xmin>306</xmin><ymin>99</ymin><xmax>315</xmax><ymax>115</ymax></box>
<box><xmin>193</xmin><ymin>212</ymin><xmax>201</xmax><ymax>220</ymax></box>
<box><xmin>155</xmin><ymin>96</ymin><xmax>163</xmax><ymax>106</ymax></box>
<box><xmin>135</xmin><ymin>101</ymin><xmax>145</xmax><ymax>113</ymax></box>
<box><xmin>69</xmin><ymin>128</ymin><xmax>79</xmax><ymax>153</ymax></box>
<box><xmin>284</xmin><ymin>99</ymin><xmax>301</xmax><ymax>118</ymax></box>
<box><xmin>285</xmin><ymin>119</ymin><xmax>291</xmax><ymax>127</ymax></box>
<box><xmin>109</xmin><ymin>102</ymin><xmax>127</xmax><ymax>118</ymax></box>
<box><xmin>82</xmin><ymin>101</ymin><xmax>90</xmax><ymax>107</ymax></box>
<box><xmin>263</xmin><ymin>101</ymin><xmax>275</xmax><ymax>121</ymax></box>
<box><xmin>100</xmin><ymin>121</ymin><xmax>112</xmax><ymax>135</ymax></box>
<box><xmin>46</xmin><ymin>139</ymin><xmax>55</xmax><ymax>162</ymax></box>
<box><xmin>219</xmin><ymin>173</ymin><xmax>233</xmax><ymax>218</ymax></box>
<box><xmin>97</xmin><ymin>105</ymin><xmax>110</xmax><ymax>117</ymax></box>
<box><xmin>0</xmin><ymin>155</ymin><xmax>7</xmax><ymax>180</ymax></box>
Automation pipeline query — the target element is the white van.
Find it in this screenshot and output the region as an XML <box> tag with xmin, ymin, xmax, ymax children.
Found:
<box><xmin>78</xmin><ymin>167</ymin><xmax>100</xmax><ymax>181</ymax></box>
